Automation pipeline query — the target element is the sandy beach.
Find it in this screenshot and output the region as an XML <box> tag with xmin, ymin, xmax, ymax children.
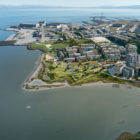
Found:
<box><xmin>24</xmin><ymin>53</ymin><xmax>44</xmax><ymax>87</ymax></box>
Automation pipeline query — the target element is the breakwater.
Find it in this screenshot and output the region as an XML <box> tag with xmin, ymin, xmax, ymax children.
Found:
<box><xmin>0</xmin><ymin>40</ymin><xmax>16</xmax><ymax>46</ymax></box>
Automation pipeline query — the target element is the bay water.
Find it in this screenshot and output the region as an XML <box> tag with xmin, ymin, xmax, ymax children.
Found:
<box><xmin>0</xmin><ymin>7</ymin><xmax>140</xmax><ymax>140</ymax></box>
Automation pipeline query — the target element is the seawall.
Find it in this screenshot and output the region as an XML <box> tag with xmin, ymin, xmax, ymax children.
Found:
<box><xmin>0</xmin><ymin>41</ymin><xmax>16</xmax><ymax>46</ymax></box>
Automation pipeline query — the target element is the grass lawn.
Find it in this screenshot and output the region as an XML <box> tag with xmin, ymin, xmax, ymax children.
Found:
<box><xmin>36</xmin><ymin>58</ymin><xmax>135</xmax><ymax>87</ymax></box>
<box><xmin>38</xmin><ymin>61</ymin><xmax>105</xmax><ymax>85</ymax></box>
<box><xmin>29</xmin><ymin>43</ymin><xmax>50</xmax><ymax>52</ymax></box>
<box><xmin>29</xmin><ymin>37</ymin><xmax>94</xmax><ymax>52</ymax></box>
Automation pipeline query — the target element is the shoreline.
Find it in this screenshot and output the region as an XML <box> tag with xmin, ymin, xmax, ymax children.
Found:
<box><xmin>0</xmin><ymin>45</ymin><xmax>136</xmax><ymax>91</ymax></box>
<box><xmin>24</xmin><ymin>80</ymin><xmax>113</xmax><ymax>92</ymax></box>
<box><xmin>23</xmin><ymin>57</ymin><xmax>128</xmax><ymax>91</ymax></box>
<box><xmin>23</xmin><ymin>54</ymin><xmax>135</xmax><ymax>91</ymax></box>
<box><xmin>23</xmin><ymin>53</ymin><xmax>44</xmax><ymax>88</ymax></box>
<box><xmin>23</xmin><ymin>53</ymin><xmax>113</xmax><ymax>91</ymax></box>
<box><xmin>2</xmin><ymin>27</ymin><xmax>139</xmax><ymax>91</ymax></box>
<box><xmin>23</xmin><ymin>78</ymin><xmax>133</xmax><ymax>92</ymax></box>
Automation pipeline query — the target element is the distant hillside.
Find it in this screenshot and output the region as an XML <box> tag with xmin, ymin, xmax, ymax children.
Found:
<box><xmin>100</xmin><ymin>5</ymin><xmax>140</xmax><ymax>9</ymax></box>
<box><xmin>0</xmin><ymin>5</ymin><xmax>140</xmax><ymax>9</ymax></box>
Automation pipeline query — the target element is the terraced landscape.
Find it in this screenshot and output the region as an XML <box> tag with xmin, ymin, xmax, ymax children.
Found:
<box><xmin>25</xmin><ymin>52</ymin><xmax>134</xmax><ymax>90</ymax></box>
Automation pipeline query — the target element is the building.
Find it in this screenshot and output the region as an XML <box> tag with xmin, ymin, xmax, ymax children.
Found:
<box><xmin>107</xmin><ymin>35</ymin><xmax>129</xmax><ymax>46</ymax></box>
<box><xmin>66</xmin><ymin>46</ymin><xmax>78</xmax><ymax>54</ymax></box>
<box><xmin>19</xmin><ymin>23</ymin><xmax>39</xmax><ymax>29</ymax></box>
<box><xmin>108</xmin><ymin>66</ymin><xmax>120</xmax><ymax>76</ymax></box>
<box><xmin>57</xmin><ymin>24</ymin><xmax>69</xmax><ymax>31</ymax></box>
<box><xmin>105</xmin><ymin>53</ymin><xmax>121</xmax><ymax>61</ymax></box>
<box><xmin>65</xmin><ymin>58</ymin><xmax>75</xmax><ymax>62</ymax></box>
<box><xmin>126</xmin><ymin>53</ymin><xmax>140</xmax><ymax>67</ymax></box>
<box><xmin>81</xmin><ymin>44</ymin><xmax>95</xmax><ymax>52</ymax></box>
<box><xmin>119</xmin><ymin>46</ymin><xmax>126</xmax><ymax>55</ymax></box>
<box><xmin>134</xmin><ymin>24</ymin><xmax>140</xmax><ymax>33</ymax></box>
<box><xmin>112</xmin><ymin>24</ymin><xmax>123</xmax><ymax>28</ymax></box>
<box><xmin>32</xmin><ymin>31</ymin><xmax>39</xmax><ymax>37</ymax></box>
<box><xmin>102</xmin><ymin>49</ymin><xmax>120</xmax><ymax>60</ymax></box>
<box><xmin>87</xmin><ymin>54</ymin><xmax>101</xmax><ymax>61</ymax></box>
<box><xmin>78</xmin><ymin>56</ymin><xmax>87</xmax><ymax>62</ymax></box>
<box><xmin>39</xmin><ymin>21</ymin><xmax>47</xmax><ymax>27</ymax></box>
<box><xmin>126</xmin><ymin>44</ymin><xmax>137</xmax><ymax>54</ymax></box>
<box><xmin>122</xmin><ymin>67</ymin><xmax>135</xmax><ymax>78</ymax></box>
<box><xmin>81</xmin><ymin>44</ymin><xmax>95</xmax><ymax>48</ymax></box>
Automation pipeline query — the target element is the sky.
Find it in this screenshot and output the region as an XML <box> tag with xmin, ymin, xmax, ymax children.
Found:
<box><xmin>0</xmin><ymin>0</ymin><xmax>140</xmax><ymax>7</ymax></box>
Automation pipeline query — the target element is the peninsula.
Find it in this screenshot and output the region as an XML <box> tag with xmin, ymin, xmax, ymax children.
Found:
<box><xmin>3</xmin><ymin>17</ymin><xmax>140</xmax><ymax>90</ymax></box>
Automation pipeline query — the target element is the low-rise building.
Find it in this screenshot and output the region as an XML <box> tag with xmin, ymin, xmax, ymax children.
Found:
<box><xmin>65</xmin><ymin>58</ymin><xmax>75</xmax><ymax>62</ymax></box>
<box><xmin>66</xmin><ymin>46</ymin><xmax>78</xmax><ymax>54</ymax></box>
<box><xmin>119</xmin><ymin>46</ymin><xmax>126</xmax><ymax>55</ymax></box>
<box><xmin>78</xmin><ymin>56</ymin><xmax>87</xmax><ymax>62</ymax></box>
<box><xmin>108</xmin><ymin>66</ymin><xmax>120</xmax><ymax>76</ymax></box>
<box><xmin>19</xmin><ymin>23</ymin><xmax>39</xmax><ymax>29</ymax></box>
<box><xmin>87</xmin><ymin>54</ymin><xmax>101</xmax><ymax>61</ymax></box>
<box><xmin>81</xmin><ymin>44</ymin><xmax>95</xmax><ymax>48</ymax></box>
<box><xmin>122</xmin><ymin>67</ymin><xmax>135</xmax><ymax>78</ymax></box>
<box><xmin>105</xmin><ymin>53</ymin><xmax>120</xmax><ymax>61</ymax></box>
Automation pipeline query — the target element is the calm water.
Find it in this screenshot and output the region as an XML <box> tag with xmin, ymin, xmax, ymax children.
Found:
<box><xmin>0</xmin><ymin>7</ymin><xmax>140</xmax><ymax>140</ymax></box>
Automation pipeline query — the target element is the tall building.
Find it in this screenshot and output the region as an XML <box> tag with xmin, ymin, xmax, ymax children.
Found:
<box><xmin>126</xmin><ymin>44</ymin><xmax>137</xmax><ymax>54</ymax></box>
<box><xmin>126</xmin><ymin>53</ymin><xmax>140</xmax><ymax>67</ymax></box>
<box><xmin>41</xmin><ymin>25</ymin><xmax>45</xmax><ymax>43</ymax></box>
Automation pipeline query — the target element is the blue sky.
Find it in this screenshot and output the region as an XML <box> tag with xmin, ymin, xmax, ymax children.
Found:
<box><xmin>0</xmin><ymin>0</ymin><xmax>140</xmax><ymax>7</ymax></box>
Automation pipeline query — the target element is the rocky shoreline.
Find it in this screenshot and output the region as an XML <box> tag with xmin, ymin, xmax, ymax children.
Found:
<box><xmin>116</xmin><ymin>131</ymin><xmax>140</xmax><ymax>140</ymax></box>
<box><xmin>0</xmin><ymin>40</ymin><xmax>16</xmax><ymax>46</ymax></box>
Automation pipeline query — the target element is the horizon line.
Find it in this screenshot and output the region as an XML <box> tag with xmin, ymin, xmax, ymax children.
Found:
<box><xmin>0</xmin><ymin>4</ymin><xmax>140</xmax><ymax>8</ymax></box>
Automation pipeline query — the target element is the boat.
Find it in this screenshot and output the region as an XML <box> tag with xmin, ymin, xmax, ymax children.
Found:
<box><xmin>136</xmin><ymin>105</ymin><xmax>140</xmax><ymax>107</ymax></box>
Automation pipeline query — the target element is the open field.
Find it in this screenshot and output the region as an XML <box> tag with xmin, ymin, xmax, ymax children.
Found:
<box><xmin>28</xmin><ymin>38</ymin><xmax>94</xmax><ymax>52</ymax></box>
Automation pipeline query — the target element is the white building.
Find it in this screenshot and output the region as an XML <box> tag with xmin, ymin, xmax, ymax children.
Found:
<box><xmin>126</xmin><ymin>53</ymin><xmax>140</xmax><ymax>67</ymax></box>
